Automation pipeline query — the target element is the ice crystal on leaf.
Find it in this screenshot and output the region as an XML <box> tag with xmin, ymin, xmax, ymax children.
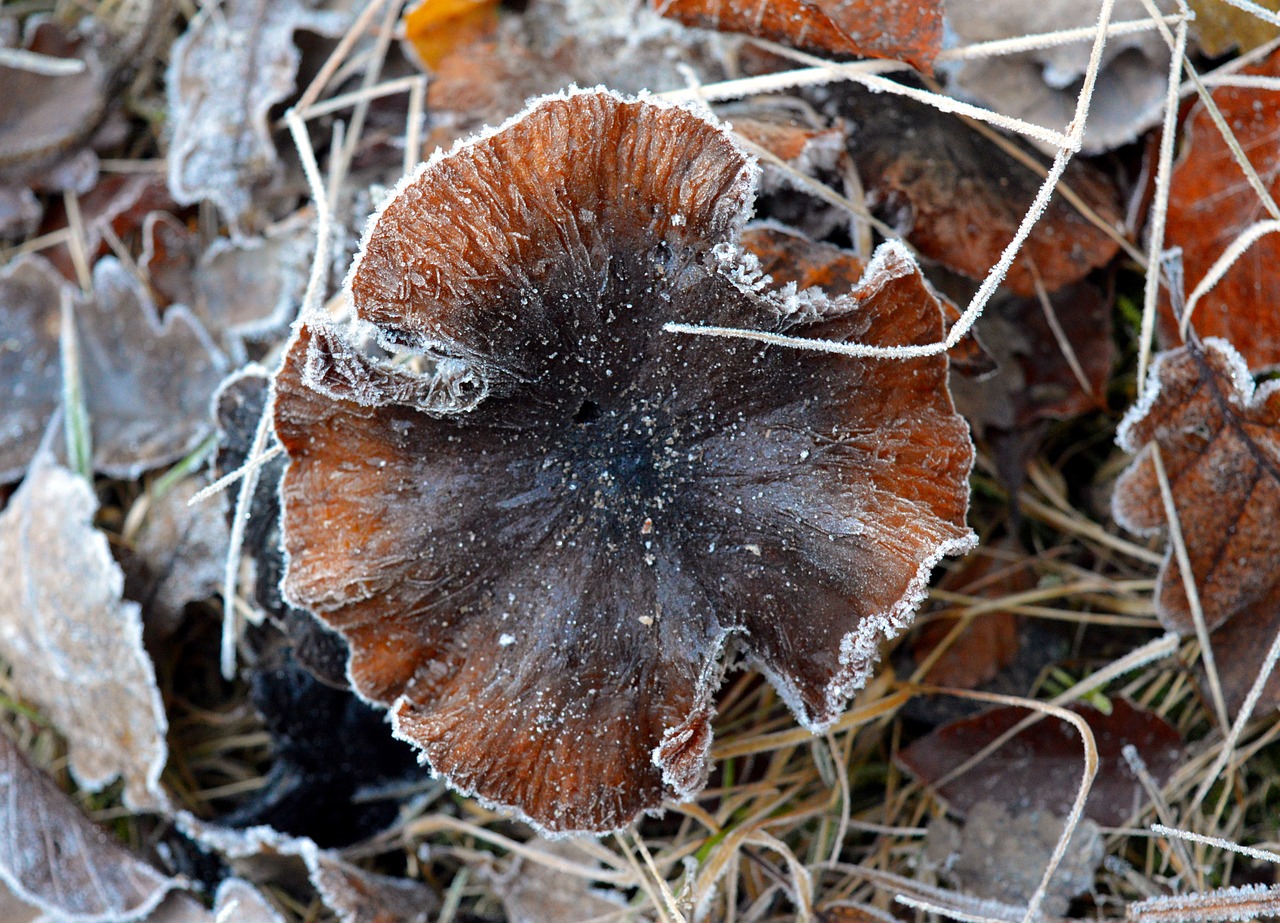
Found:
<box><xmin>273</xmin><ymin>89</ymin><xmax>975</xmax><ymax>834</ymax></box>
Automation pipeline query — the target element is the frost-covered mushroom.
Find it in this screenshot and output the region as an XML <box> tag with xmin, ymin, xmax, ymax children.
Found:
<box><xmin>273</xmin><ymin>88</ymin><xmax>975</xmax><ymax>834</ymax></box>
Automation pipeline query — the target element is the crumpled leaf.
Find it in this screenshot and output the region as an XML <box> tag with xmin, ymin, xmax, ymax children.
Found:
<box><xmin>945</xmin><ymin>0</ymin><xmax>1173</xmax><ymax>154</ymax></box>
<box><xmin>1113</xmin><ymin>339</ymin><xmax>1280</xmax><ymax>715</ymax></box>
<box><xmin>828</xmin><ymin>87</ymin><xmax>1122</xmax><ymax>297</ymax></box>
<box><xmin>655</xmin><ymin>0</ymin><xmax>943</xmax><ymax>71</ymax></box>
<box><xmin>75</xmin><ymin>258</ymin><xmax>227</xmax><ymax>478</ymax></box>
<box><xmin>1163</xmin><ymin>46</ymin><xmax>1280</xmax><ymax>370</ymax></box>
<box><xmin>925</xmin><ymin>801</ymin><xmax>1103</xmax><ymax>916</ymax></box>
<box><xmin>126</xmin><ymin>476</ymin><xmax>231</xmax><ymax>637</ymax></box>
<box><xmin>0</xmin><ymin>733</ymin><xmax>177</xmax><ymax>920</ymax></box>
<box><xmin>897</xmin><ymin>700</ymin><xmax>1183</xmax><ymax>826</ymax></box>
<box><xmin>0</xmin><ymin>449</ymin><xmax>169</xmax><ymax>809</ymax></box>
<box><xmin>166</xmin><ymin>0</ymin><xmax>349</xmax><ymax>228</ymax></box>
<box><xmin>0</xmin><ymin>255</ymin><xmax>67</xmax><ymax>483</ymax></box>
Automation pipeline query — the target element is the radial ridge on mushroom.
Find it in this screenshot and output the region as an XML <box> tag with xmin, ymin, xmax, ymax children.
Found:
<box><xmin>272</xmin><ymin>88</ymin><xmax>976</xmax><ymax>835</ymax></box>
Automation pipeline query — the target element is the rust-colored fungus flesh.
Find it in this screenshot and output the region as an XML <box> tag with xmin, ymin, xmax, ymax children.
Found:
<box><xmin>273</xmin><ymin>89</ymin><xmax>975</xmax><ymax>834</ymax></box>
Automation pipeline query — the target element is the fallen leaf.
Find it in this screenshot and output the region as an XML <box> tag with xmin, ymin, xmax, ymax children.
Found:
<box><xmin>925</xmin><ymin>801</ymin><xmax>1103</xmax><ymax>916</ymax></box>
<box><xmin>949</xmin><ymin>279</ymin><xmax>1113</xmax><ymax>437</ymax></box>
<box><xmin>193</xmin><ymin>213</ymin><xmax>313</xmax><ymax>345</ymax></box>
<box><xmin>1113</xmin><ymin>339</ymin><xmax>1280</xmax><ymax>714</ymax></box>
<box><xmin>945</xmin><ymin>0</ymin><xmax>1173</xmax><ymax>154</ymax></box>
<box><xmin>0</xmin><ymin>18</ymin><xmax>110</xmax><ymax>236</ymax></box>
<box><xmin>74</xmin><ymin>258</ymin><xmax>227</xmax><ymax>478</ymax></box>
<box><xmin>41</xmin><ymin>175</ymin><xmax>173</xmax><ymax>283</ymax></box>
<box><xmin>1190</xmin><ymin>0</ymin><xmax>1280</xmax><ymax>55</ymax></box>
<box><xmin>309</xmin><ymin>854</ymin><xmax>439</xmax><ymax>923</ymax></box>
<box><xmin>140</xmin><ymin>211</ymin><xmax>201</xmax><ymax>310</ymax></box>
<box><xmin>476</xmin><ymin>839</ymin><xmax>635</xmax><ymax>923</ymax></box>
<box><xmin>0</xmin><ymin>255</ymin><xmax>68</xmax><ymax>483</ymax></box>
<box><xmin>403</xmin><ymin>0</ymin><xmax>499</xmax><ymax>70</ymax></box>
<box><xmin>126</xmin><ymin>476</ymin><xmax>230</xmax><ymax>637</ymax></box>
<box><xmin>1114</xmin><ymin>339</ymin><xmax>1280</xmax><ymax>635</ymax></box>
<box><xmin>165</xmin><ymin>0</ymin><xmax>349</xmax><ymax>228</ymax></box>
<box><xmin>827</xmin><ymin>87</ymin><xmax>1122</xmax><ymax>297</ymax></box>
<box><xmin>1163</xmin><ymin>46</ymin><xmax>1280</xmax><ymax>370</ymax></box>
<box><xmin>0</xmin><ymin>733</ymin><xmax>177</xmax><ymax>920</ymax></box>
<box><xmin>655</xmin><ymin>0</ymin><xmax>943</xmax><ymax>72</ymax></box>
<box><xmin>212</xmin><ymin>879</ymin><xmax>286</xmax><ymax>923</ymax></box>
<box><xmin>0</xmin><ymin>449</ymin><xmax>169</xmax><ymax>809</ymax></box>
<box><xmin>897</xmin><ymin>700</ymin><xmax>1183</xmax><ymax>826</ymax></box>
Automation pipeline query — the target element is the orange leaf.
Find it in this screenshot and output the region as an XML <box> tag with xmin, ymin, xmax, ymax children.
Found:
<box><xmin>1164</xmin><ymin>46</ymin><xmax>1280</xmax><ymax>370</ymax></box>
<box><xmin>403</xmin><ymin>0</ymin><xmax>500</xmax><ymax>70</ymax></box>
<box><xmin>655</xmin><ymin>0</ymin><xmax>942</xmax><ymax>72</ymax></box>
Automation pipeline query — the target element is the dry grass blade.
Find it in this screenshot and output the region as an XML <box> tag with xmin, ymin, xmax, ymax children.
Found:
<box><xmin>1127</xmin><ymin>884</ymin><xmax>1280</xmax><ymax>922</ymax></box>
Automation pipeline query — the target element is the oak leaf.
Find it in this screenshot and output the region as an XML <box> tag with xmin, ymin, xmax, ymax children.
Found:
<box><xmin>1113</xmin><ymin>338</ymin><xmax>1280</xmax><ymax>714</ymax></box>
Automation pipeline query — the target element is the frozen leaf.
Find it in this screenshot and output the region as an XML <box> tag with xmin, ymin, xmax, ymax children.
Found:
<box><xmin>0</xmin><ymin>18</ymin><xmax>110</xmax><ymax>236</ymax></box>
<box><xmin>946</xmin><ymin>0</ymin><xmax>1173</xmax><ymax>154</ymax></box>
<box><xmin>76</xmin><ymin>258</ymin><xmax>227</xmax><ymax>478</ymax></box>
<box><xmin>827</xmin><ymin>87</ymin><xmax>1123</xmax><ymax>298</ymax></box>
<box><xmin>275</xmin><ymin>89</ymin><xmax>975</xmax><ymax>834</ymax></box>
<box><xmin>897</xmin><ymin>700</ymin><xmax>1182</xmax><ymax>826</ymax></box>
<box><xmin>403</xmin><ymin>0</ymin><xmax>499</xmax><ymax>70</ymax></box>
<box><xmin>949</xmin><ymin>280</ymin><xmax>1113</xmax><ymax>440</ymax></box>
<box><xmin>0</xmin><ymin>733</ymin><xmax>177</xmax><ymax>920</ymax></box>
<box><xmin>0</xmin><ymin>255</ymin><xmax>68</xmax><ymax>483</ymax></box>
<box><xmin>140</xmin><ymin>211</ymin><xmax>201</xmax><ymax>310</ymax></box>
<box><xmin>925</xmin><ymin>801</ymin><xmax>1103</xmax><ymax>917</ymax></box>
<box><xmin>193</xmin><ymin>214</ymin><xmax>313</xmax><ymax>344</ymax></box>
<box><xmin>309</xmin><ymin>854</ymin><xmax>439</xmax><ymax>923</ymax></box>
<box><xmin>1190</xmin><ymin>0</ymin><xmax>1280</xmax><ymax>55</ymax></box>
<box><xmin>42</xmin><ymin>175</ymin><xmax>173</xmax><ymax>283</ymax></box>
<box><xmin>655</xmin><ymin>0</ymin><xmax>943</xmax><ymax>71</ymax></box>
<box><xmin>126</xmin><ymin>476</ymin><xmax>230</xmax><ymax>637</ymax></box>
<box><xmin>212</xmin><ymin>879</ymin><xmax>285</xmax><ymax>923</ymax></box>
<box><xmin>1163</xmin><ymin>46</ymin><xmax>1280</xmax><ymax>369</ymax></box>
<box><xmin>1114</xmin><ymin>339</ymin><xmax>1280</xmax><ymax>714</ymax></box>
<box><xmin>477</xmin><ymin>839</ymin><xmax>633</xmax><ymax>923</ymax></box>
<box><xmin>218</xmin><ymin>650</ymin><xmax>422</xmax><ymax>846</ymax></box>
<box><xmin>166</xmin><ymin>0</ymin><xmax>349</xmax><ymax>228</ymax></box>
<box><xmin>0</xmin><ymin>450</ymin><xmax>169</xmax><ymax>809</ymax></box>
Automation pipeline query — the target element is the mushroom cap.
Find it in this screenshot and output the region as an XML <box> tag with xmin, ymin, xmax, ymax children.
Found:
<box><xmin>273</xmin><ymin>88</ymin><xmax>975</xmax><ymax>835</ymax></box>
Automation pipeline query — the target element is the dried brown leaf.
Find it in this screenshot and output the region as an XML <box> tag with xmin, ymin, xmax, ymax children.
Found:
<box><xmin>308</xmin><ymin>853</ymin><xmax>439</xmax><ymax>923</ymax></box>
<box><xmin>477</xmin><ymin>839</ymin><xmax>635</xmax><ymax>923</ymax></box>
<box><xmin>1163</xmin><ymin>46</ymin><xmax>1280</xmax><ymax>370</ymax></box>
<box><xmin>0</xmin><ymin>450</ymin><xmax>168</xmax><ymax>808</ymax></box>
<box><xmin>831</xmin><ymin>88</ymin><xmax>1122</xmax><ymax>297</ymax></box>
<box><xmin>1114</xmin><ymin>339</ymin><xmax>1280</xmax><ymax>714</ymax></box>
<box><xmin>0</xmin><ymin>733</ymin><xmax>176</xmax><ymax>920</ymax></box>
<box><xmin>1190</xmin><ymin>0</ymin><xmax>1280</xmax><ymax>56</ymax></box>
<box><xmin>898</xmin><ymin>700</ymin><xmax>1182</xmax><ymax>826</ymax></box>
<box><xmin>655</xmin><ymin>0</ymin><xmax>943</xmax><ymax>71</ymax></box>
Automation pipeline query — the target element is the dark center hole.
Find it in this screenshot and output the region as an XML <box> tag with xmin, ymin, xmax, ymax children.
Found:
<box><xmin>573</xmin><ymin>400</ymin><xmax>602</xmax><ymax>425</ymax></box>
